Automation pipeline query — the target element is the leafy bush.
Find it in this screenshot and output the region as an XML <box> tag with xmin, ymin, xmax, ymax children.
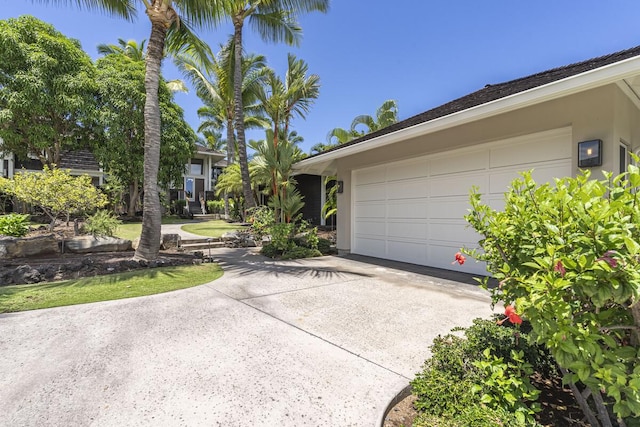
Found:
<box><xmin>317</xmin><ymin>237</ymin><xmax>332</xmax><ymax>255</ymax></box>
<box><xmin>206</xmin><ymin>199</ymin><xmax>224</xmax><ymax>214</ymax></box>
<box><xmin>280</xmin><ymin>246</ymin><xmax>322</xmax><ymax>260</ymax></box>
<box><xmin>465</xmin><ymin>167</ymin><xmax>640</xmax><ymax>422</ymax></box>
<box><xmin>411</xmin><ymin>319</ymin><xmax>548</xmax><ymax>426</ymax></box>
<box><xmin>83</xmin><ymin>210</ymin><xmax>122</xmax><ymax>237</ymax></box>
<box><xmin>0</xmin><ymin>213</ymin><xmax>30</xmax><ymax>237</ymax></box>
<box><xmin>248</xmin><ymin>206</ymin><xmax>275</xmax><ymax>239</ymax></box>
<box><xmin>260</xmin><ymin>218</ymin><xmax>325</xmax><ymax>260</ymax></box>
<box><xmin>173</xmin><ymin>199</ymin><xmax>186</xmax><ymax>214</ymax></box>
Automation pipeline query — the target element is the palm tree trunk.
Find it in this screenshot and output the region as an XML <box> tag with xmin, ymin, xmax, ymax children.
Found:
<box><xmin>223</xmin><ymin>116</ymin><xmax>235</xmax><ymax>219</ymax></box>
<box><xmin>135</xmin><ymin>5</ymin><xmax>171</xmax><ymax>261</ymax></box>
<box><xmin>232</xmin><ymin>19</ymin><xmax>256</xmax><ymax>213</ymax></box>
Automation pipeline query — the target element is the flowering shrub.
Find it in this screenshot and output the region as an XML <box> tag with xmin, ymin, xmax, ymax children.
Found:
<box><xmin>465</xmin><ymin>168</ymin><xmax>640</xmax><ymax>422</ymax></box>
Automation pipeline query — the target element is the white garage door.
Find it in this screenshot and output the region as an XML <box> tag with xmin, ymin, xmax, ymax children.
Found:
<box><xmin>352</xmin><ymin>127</ymin><xmax>573</xmax><ymax>275</ymax></box>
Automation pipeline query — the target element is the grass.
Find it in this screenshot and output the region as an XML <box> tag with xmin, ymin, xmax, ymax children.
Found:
<box><xmin>181</xmin><ymin>220</ymin><xmax>246</xmax><ymax>238</ymax></box>
<box><xmin>0</xmin><ymin>263</ymin><xmax>223</xmax><ymax>313</ymax></box>
<box><xmin>113</xmin><ymin>217</ymin><xmax>245</xmax><ymax>240</ymax></box>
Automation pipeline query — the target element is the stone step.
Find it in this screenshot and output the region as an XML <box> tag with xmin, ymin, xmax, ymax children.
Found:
<box><xmin>181</xmin><ymin>241</ymin><xmax>227</xmax><ymax>251</ymax></box>
<box><xmin>180</xmin><ymin>237</ymin><xmax>221</xmax><ymax>245</ymax></box>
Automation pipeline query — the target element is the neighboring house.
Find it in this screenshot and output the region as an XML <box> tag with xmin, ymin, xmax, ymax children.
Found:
<box><xmin>294</xmin><ymin>45</ymin><xmax>640</xmax><ymax>275</ymax></box>
<box><xmin>169</xmin><ymin>145</ymin><xmax>226</xmax><ymax>214</ymax></box>
<box><xmin>0</xmin><ymin>140</ymin><xmax>226</xmax><ymax>215</ymax></box>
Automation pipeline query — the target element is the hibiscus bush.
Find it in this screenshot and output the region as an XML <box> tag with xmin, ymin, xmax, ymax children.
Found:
<box><xmin>465</xmin><ymin>168</ymin><xmax>640</xmax><ymax>425</ymax></box>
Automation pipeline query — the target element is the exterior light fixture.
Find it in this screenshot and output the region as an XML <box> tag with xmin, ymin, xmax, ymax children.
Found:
<box><xmin>578</xmin><ymin>139</ymin><xmax>602</xmax><ymax>168</ymax></box>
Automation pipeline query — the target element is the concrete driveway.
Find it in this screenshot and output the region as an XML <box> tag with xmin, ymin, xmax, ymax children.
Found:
<box><xmin>0</xmin><ymin>249</ymin><xmax>494</xmax><ymax>426</ymax></box>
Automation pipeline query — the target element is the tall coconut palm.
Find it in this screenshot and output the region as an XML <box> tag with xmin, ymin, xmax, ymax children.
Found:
<box><xmin>220</xmin><ymin>0</ymin><xmax>329</xmax><ymax>212</ymax></box>
<box><xmin>40</xmin><ymin>0</ymin><xmax>223</xmax><ymax>262</ymax></box>
<box><xmin>175</xmin><ymin>41</ymin><xmax>268</xmax><ymax>218</ymax></box>
<box><xmin>97</xmin><ymin>38</ymin><xmax>146</xmax><ymax>60</ymax></box>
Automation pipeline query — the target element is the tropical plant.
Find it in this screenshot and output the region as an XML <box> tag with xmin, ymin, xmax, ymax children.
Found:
<box><xmin>97</xmin><ymin>38</ymin><xmax>146</xmax><ymax>60</ymax></box>
<box><xmin>350</xmin><ymin>99</ymin><xmax>398</xmax><ymax>135</ymax></box>
<box><xmin>465</xmin><ymin>168</ymin><xmax>640</xmax><ymax>425</ymax></box>
<box><xmin>0</xmin><ymin>16</ymin><xmax>98</xmax><ymax>168</ymax></box>
<box><xmin>83</xmin><ymin>210</ymin><xmax>122</xmax><ymax>237</ymax></box>
<box><xmin>39</xmin><ymin>0</ymin><xmax>224</xmax><ymax>262</ymax></box>
<box><xmin>175</xmin><ymin>38</ymin><xmax>268</xmax><ymax>218</ymax></box>
<box><xmin>0</xmin><ymin>167</ymin><xmax>107</xmax><ymax>231</ymax></box>
<box><xmin>220</xmin><ymin>0</ymin><xmax>329</xmax><ymax>212</ymax></box>
<box><xmin>94</xmin><ymin>50</ymin><xmax>196</xmax><ymax>217</ymax></box>
<box><xmin>0</xmin><ymin>214</ymin><xmax>30</xmax><ymax>237</ymax></box>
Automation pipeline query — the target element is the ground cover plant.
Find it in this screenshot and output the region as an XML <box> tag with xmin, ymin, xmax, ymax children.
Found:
<box><xmin>0</xmin><ymin>263</ymin><xmax>222</xmax><ymax>313</ymax></box>
<box><xmin>0</xmin><ymin>213</ymin><xmax>30</xmax><ymax>237</ymax></box>
<box><xmin>463</xmin><ymin>167</ymin><xmax>640</xmax><ymax>426</ymax></box>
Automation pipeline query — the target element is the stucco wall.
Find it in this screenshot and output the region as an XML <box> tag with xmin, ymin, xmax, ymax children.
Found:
<box><xmin>335</xmin><ymin>84</ymin><xmax>632</xmax><ymax>252</ymax></box>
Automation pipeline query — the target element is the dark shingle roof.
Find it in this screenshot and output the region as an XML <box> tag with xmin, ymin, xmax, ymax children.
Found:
<box><xmin>313</xmin><ymin>45</ymin><xmax>640</xmax><ymax>158</ymax></box>
<box><xmin>59</xmin><ymin>149</ymin><xmax>101</xmax><ymax>171</ymax></box>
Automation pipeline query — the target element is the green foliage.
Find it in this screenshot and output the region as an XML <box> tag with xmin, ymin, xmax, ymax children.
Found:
<box><xmin>0</xmin><ymin>16</ymin><xmax>97</xmax><ymax>168</ymax></box>
<box><xmin>206</xmin><ymin>200</ymin><xmax>225</xmax><ymax>214</ymax></box>
<box><xmin>248</xmin><ymin>206</ymin><xmax>276</xmax><ymax>238</ymax></box>
<box><xmin>0</xmin><ymin>167</ymin><xmax>107</xmax><ymax>230</ymax></box>
<box><xmin>269</xmin><ymin>222</ymin><xmax>296</xmax><ymax>253</ymax></box>
<box><xmin>94</xmin><ymin>50</ymin><xmax>196</xmax><ymax>215</ymax></box>
<box><xmin>0</xmin><ymin>213</ymin><xmax>30</xmax><ymax>237</ymax></box>
<box><xmin>260</xmin><ymin>218</ymin><xmax>324</xmax><ymax>259</ymax></box>
<box><xmin>465</xmin><ymin>168</ymin><xmax>640</xmax><ymax>420</ymax></box>
<box><xmin>83</xmin><ymin>210</ymin><xmax>122</xmax><ymax>237</ymax></box>
<box><xmin>411</xmin><ymin>319</ymin><xmax>548</xmax><ymax>426</ymax></box>
<box><xmin>279</xmin><ymin>246</ymin><xmax>322</xmax><ymax>260</ymax></box>
<box><xmin>316</xmin><ymin>237</ymin><xmax>332</xmax><ymax>255</ymax></box>
<box><xmin>414</xmin><ymin>405</ymin><xmax>529</xmax><ymax>427</ymax></box>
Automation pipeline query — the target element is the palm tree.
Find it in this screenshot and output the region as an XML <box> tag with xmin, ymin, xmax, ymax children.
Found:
<box><xmin>42</xmin><ymin>0</ymin><xmax>223</xmax><ymax>262</ymax></box>
<box><xmin>221</xmin><ymin>0</ymin><xmax>329</xmax><ymax>212</ymax></box>
<box><xmin>350</xmin><ymin>99</ymin><xmax>398</xmax><ymax>135</ymax></box>
<box><xmin>97</xmin><ymin>38</ymin><xmax>146</xmax><ymax>60</ymax></box>
<box><xmin>175</xmin><ymin>40</ymin><xmax>268</xmax><ymax>218</ymax></box>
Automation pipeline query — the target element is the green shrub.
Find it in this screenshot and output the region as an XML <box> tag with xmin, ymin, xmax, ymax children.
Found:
<box><xmin>317</xmin><ymin>237</ymin><xmax>332</xmax><ymax>254</ymax></box>
<box><xmin>173</xmin><ymin>199</ymin><xmax>186</xmax><ymax>214</ymax></box>
<box><xmin>269</xmin><ymin>222</ymin><xmax>296</xmax><ymax>253</ymax></box>
<box><xmin>83</xmin><ymin>210</ymin><xmax>122</xmax><ymax>237</ymax></box>
<box><xmin>280</xmin><ymin>246</ymin><xmax>322</xmax><ymax>260</ymax></box>
<box><xmin>0</xmin><ymin>213</ymin><xmax>30</xmax><ymax>237</ymax></box>
<box><xmin>206</xmin><ymin>199</ymin><xmax>224</xmax><ymax>214</ymax></box>
<box><xmin>260</xmin><ymin>243</ymin><xmax>278</xmax><ymax>258</ymax></box>
<box><xmin>412</xmin><ymin>319</ymin><xmax>548</xmax><ymax>426</ymax></box>
<box><xmin>248</xmin><ymin>206</ymin><xmax>275</xmax><ymax>239</ymax></box>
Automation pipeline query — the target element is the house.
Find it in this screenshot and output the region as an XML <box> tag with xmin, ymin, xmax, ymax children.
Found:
<box><xmin>294</xmin><ymin>46</ymin><xmax>640</xmax><ymax>275</ymax></box>
<box><xmin>0</xmin><ymin>141</ymin><xmax>226</xmax><ymax>215</ymax></box>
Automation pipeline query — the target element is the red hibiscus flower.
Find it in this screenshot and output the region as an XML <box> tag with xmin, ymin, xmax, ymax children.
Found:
<box><xmin>498</xmin><ymin>305</ymin><xmax>523</xmax><ymax>325</ymax></box>
<box><xmin>452</xmin><ymin>252</ymin><xmax>466</xmax><ymax>265</ymax></box>
<box><xmin>553</xmin><ymin>260</ymin><xmax>566</xmax><ymax>277</ymax></box>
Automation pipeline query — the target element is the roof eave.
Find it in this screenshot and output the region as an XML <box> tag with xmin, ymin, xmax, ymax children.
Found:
<box><xmin>295</xmin><ymin>55</ymin><xmax>640</xmax><ymax>175</ymax></box>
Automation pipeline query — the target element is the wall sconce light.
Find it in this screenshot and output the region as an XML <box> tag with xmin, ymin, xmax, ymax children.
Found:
<box><xmin>337</xmin><ymin>180</ymin><xmax>344</xmax><ymax>194</ymax></box>
<box><xmin>578</xmin><ymin>139</ymin><xmax>602</xmax><ymax>168</ymax></box>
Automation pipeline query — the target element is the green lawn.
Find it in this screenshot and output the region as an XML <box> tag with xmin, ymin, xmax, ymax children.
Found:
<box><xmin>114</xmin><ymin>217</ymin><xmax>245</xmax><ymax>240</ymax></box>
<box><xmin>0</xmin><ymin>263</ymin><xmax>223</xmax><ymax>313</ymax></box>
<box><xmin>181</xmin><ymin>220</ymin><xmax>247</xmax><ymax>238</ymax></box>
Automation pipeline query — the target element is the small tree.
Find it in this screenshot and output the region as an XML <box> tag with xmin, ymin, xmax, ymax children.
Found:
<box><xmin>465</xmin><ymin>168</ymin><xmax>640</xmax><ymax>426</ymax></box>
<box><xmin>0</xmin><ymin>167</ymin><xmax>107</xmax><ymax>231</ymax></box>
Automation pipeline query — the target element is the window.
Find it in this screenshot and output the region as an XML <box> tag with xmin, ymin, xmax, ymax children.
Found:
<box><xmin>189</xmin><ymin>159</ymin><xmax>203</xmax><ymax>175</ymax></box>
<box><xmin>620</xmin><ymin>141</ymin><xmax>630</xmax><ymax>174</ymax></box>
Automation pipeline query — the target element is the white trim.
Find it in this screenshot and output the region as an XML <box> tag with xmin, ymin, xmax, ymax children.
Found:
<box><xmin>297</xmin><ymin>56</ymin><xmax>640</xmax><ymax>173</ymax></box>
<box><xmin>616</xmin><ymin>80</ymin><xmax>640</xmax><ymax>110</ymax></box>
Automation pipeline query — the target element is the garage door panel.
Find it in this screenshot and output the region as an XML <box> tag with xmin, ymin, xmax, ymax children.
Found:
<box><xmin>354</xmin><ymin>202</ymin><xmax>385</xmax><ymax>219</ymax></box>
<box><xmin>429</xmin><ymin>197</ymin><xmax>469</xmax><ymax>219</ymax></box>
<box><xmin>387</xmin><ymin>221</ymin><xmax>428</xmax><ymax>240</ymax></box>
<box><xmin>355</xmin><ymin>168</ymin><xmax>385</xmax><ymax>185</ymax></box>
<box><xmin>387</xmin><ymin>179</ymin><xmax>428</xmax><ymax>200</ymax></box>
<box><xmin>387</xmin><ymin>201</ymin><xmax>428</xmax><ymax>219</ymax></box>
<box><xmin>354</xmin><ymin>220</ymin><xmax>386</xmax><ymax>237</ymax></box>
<box><xmin>430</xmin><ymin>150</ymin><xmax>489</xmax><ymax>176</ymax></box>
<box><xmin>353</xmin><ymin>237</ymin><xmax>386</xmax><ymax>257</ymax></box>
<box><xmin>490</xmin><ymin>130</ymin><xmax>572</xmax><ymax>168</ymax></box>
<box><xmin>386</xmin><ymin>159</ymin><xmax>428</xmax><ymax>181</ymax></box>
<box><xmin>430</xmin><ymin>221</ymin><xmax>480</xmax><ymax>245</ymax></box>
<box><xmin>489</xmin><ymin>160</ymin><xmax>572</xmax><ymax>194</ymax></box>
<box><xmin>387</xmin><ymin>240</ymin><xmax>428</xmax><ymax>265</ymax></box>
<box><xmin>354</xmin><ymin>184</ymin><xmax>385</xmax><ymax>202</ymax></box>
<box><xmin>431</xmin><ymin>174</ymin><xmax>488</xmax><ymax>197</ymax></box>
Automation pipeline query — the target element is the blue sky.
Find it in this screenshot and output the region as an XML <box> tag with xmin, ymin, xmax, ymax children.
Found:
<box><xmin>2</xmin><ymin>1</ymin><xmax>640</xmax><ymax>154</ymax></box>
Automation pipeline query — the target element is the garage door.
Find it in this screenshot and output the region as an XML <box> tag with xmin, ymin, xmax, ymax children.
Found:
<box><xmin>352</xmin><ymin>127</ymin><xmax>572</xmax><ymax>275</ymax></box>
